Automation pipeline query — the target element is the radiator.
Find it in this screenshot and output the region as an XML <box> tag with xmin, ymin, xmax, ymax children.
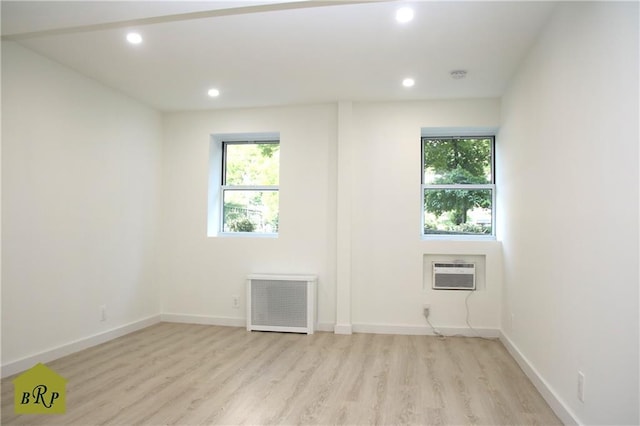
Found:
<box><xmin>246</xmin><ymin>274</ymin><xmax>317</xmax><ymax>334</ymax></box>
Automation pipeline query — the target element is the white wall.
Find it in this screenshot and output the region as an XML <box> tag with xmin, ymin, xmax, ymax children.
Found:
<box><xmin>1</xmin><ymin>42</ymin><xmax>163</xmax><ymax>367</ymax></box>
<box><xmin>350</xmin><ymin>100</ymin><xmax>502</xmax><ymax>333</ymax></box>
<box><xmin>159</xmin><ymin>99</ymin><xmax>503</xmax><ymax>334</ymax></box>
<box><xmin>498</xmin><ymin>2</ymin><xmax>639</xmax><ymax>424</ymax></box>
<box><xmin>159</xmin><ymin>105</ymin><xmax>338</xmax><ymax>326</ymax></box>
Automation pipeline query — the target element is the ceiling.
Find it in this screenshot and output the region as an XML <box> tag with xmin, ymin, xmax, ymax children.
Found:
<box><xmin>2</xmin><ymin>1</ymin><xmax>557</xmax><ymax>112</ymax></box>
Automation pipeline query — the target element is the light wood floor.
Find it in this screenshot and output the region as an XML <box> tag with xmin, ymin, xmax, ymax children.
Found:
<box><xmin>1</xmin><ymin>323</ymin><xmax>561</xmax><ymax>425</ymax></box>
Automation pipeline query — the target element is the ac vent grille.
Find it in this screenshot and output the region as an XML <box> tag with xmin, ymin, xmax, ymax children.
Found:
<box><xmin>433</xmin><ymin>262</ymin><xmax>475</xmax><ymax>269</ymax></box>
<box><xmin>433</xmin><ymin>262</ymin><xmax>476</xmax><ymax>290</ymax></box>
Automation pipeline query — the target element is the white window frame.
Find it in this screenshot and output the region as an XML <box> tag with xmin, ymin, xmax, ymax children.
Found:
<box><xmin>421</xmin><ymin>129</ymin><xmax>496</xmax><ymax>240</ymax></box>
<box><xmin>208</xmin><ymin>132</ymin><xmax>280</xmax><ymax>237</ymax></box>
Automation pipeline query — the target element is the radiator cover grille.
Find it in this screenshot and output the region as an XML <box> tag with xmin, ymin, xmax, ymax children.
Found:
<box><xmin>247</xmin><ymin>274</ymin><xmax>317</xmax><ymax>334</ymax></box>
<box><xmin>251</xmin><ymin>280</ymin><xmax>307</xmax><ymax>328</ymax></box>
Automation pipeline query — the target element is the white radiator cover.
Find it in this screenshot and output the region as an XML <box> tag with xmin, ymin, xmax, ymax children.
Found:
<box><xmin>246</xmin><ymin>274</ymin><xmax>317</xmax><ymax>334</ymax></box>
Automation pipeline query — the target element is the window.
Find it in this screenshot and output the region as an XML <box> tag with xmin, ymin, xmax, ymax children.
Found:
<box><xmin>221</xmin><ymin>140</ymin><xmax>279</xmax><ymax>234</ymax></box>
<box><xmin>422</xmin><ymin>136</ymin><xmax>495</xmax><ymax>237</ymax></box>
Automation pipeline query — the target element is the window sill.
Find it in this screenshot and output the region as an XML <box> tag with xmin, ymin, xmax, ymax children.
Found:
<box><xmin>422</xmin><ymin>234</ymin><xmax>496</xmax><ymax>242</ymax></box>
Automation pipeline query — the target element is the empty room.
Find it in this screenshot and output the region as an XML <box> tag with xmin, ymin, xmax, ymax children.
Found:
<box><xmin>1</xmin><ymin>1</ymin><xmax>638</xmax><ymax>425</ymax></box>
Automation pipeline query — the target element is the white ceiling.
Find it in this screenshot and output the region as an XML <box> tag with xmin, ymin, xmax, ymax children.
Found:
<box><xmin>2</xmin><ymin>1</ymin><xmax>557</xmax><ymax>111</ymax></box>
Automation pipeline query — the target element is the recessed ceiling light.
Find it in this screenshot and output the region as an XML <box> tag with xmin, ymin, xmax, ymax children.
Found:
<box><xmin>396</xmin><ymin>7</ymin><xmax>414</xmax><ymax>23</ymax></box>
<box><xmin>207</xmin><ymin>88</ymin><xmax>220</xmax><ymax>97</ymax></box>
<box><xmin>450</xmin><ymin>70</ymin><xmax>468</xmax><ymax>79</ymax></box>
<box><xmin>402</xmin><ymin>78</ymin><xmax>415</xmax><ymax>88</ymax></box>
<box><xmin>126</xmin><ymin>32</ymin><xmax>143</xmax><ymax>45</ymax></box>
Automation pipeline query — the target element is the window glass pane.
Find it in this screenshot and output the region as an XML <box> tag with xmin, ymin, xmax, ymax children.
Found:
<box><xmin>423</xmin><ymin>138</ymin><xmax>492</xmax><ymax>184</ymax></box>
<box><xmin>424</xmin><ymin>188</ymin><xmax>492</xmax><ymax>235</ymax></box>
<box><xmin>223</xmin><ymin>190</ymin><xmax>279</xmax><ymax>233</ymax></box>
<box><xmin>224</xmin><ymin>143</ymin><xmax>279</xmax><ymax>186</ymax></box>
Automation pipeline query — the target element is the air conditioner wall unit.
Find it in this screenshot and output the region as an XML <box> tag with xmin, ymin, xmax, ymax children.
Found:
<box><xmin>246</xmin><ymin>274</ymin><xmax>317</xmax><ymax>334</ymax></box>
<box><xmin>432</xmin><ymin>262</ymin><xmax>476</xmax><ymax>290</ymax></box>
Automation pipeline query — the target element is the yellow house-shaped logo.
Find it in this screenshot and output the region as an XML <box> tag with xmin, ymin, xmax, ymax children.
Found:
<box><xmin>13</xmin><ymin>363</ymin><xmax>67</xmax><ymax>414</ymax></box>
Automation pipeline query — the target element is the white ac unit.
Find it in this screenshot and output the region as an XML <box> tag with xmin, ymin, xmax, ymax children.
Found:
<box><xmin>432</xmin><ymin>262</ymin><xmax>476</xmax><ymax>290</ymax></box>
<box><xmin>246</xmin><ymin>274</ymin><xmax>317</xmax><ymax>334</ymax></box>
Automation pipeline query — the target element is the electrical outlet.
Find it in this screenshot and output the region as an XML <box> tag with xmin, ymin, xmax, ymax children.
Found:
<box><xmin>232</xmin><ymin>295</ymin><xmax>240</xmax><ymax>309</ymax></box>
<box><xmin>100</xmin><ymin>305</ymin><xmax>107</xmax><ymax>322</ymax></box>
<box><xmin>577</xmin><ymin>371</ymin><xmax>585</xmax><ymax>402</ymax></box>
<box><xmin>423</xmin><ymin>304</ymin><xmax>431</xmax><ymax>319</ymax></box>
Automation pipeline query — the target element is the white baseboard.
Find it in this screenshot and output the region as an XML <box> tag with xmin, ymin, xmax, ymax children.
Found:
<box><xmin>161</xmin><ymin>313</ymin><xmax>245</xmax><ymax>327</ymax></box>
<box><xmin>334</xmin><ymin>323</ymin><xmax>353</xmax><ymax>334</ymax></box>
<box><xmin>316</xmin><ymin>322</ymin><xmax>335</xmax><ymax>332</ymax></box>
<box><xmin>162</xmin><ymin>314</ymin><xmax>335</xmax><ymax>334</ymax></box>
<box><xmin>352</xmin><ymin>322</ymin><xmax>500</xmax><ymax>338</ymax></box>
<box><xmin>1</xmin><ymin>314</ymin><xmax>161</xmax><ymax>378</ymax></box>
<box><xmin>499</xmin><ymin>331</ymin><xmax>579</xmax><ymax>425</ymax></box>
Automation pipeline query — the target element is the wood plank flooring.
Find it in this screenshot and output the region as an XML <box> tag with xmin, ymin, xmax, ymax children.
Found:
<box><xmin>1</xmin><ymin>322</ymin><xmax>561</xmax><ymax>425</ymax></box>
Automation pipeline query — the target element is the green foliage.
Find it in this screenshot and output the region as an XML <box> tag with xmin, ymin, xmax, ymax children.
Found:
<box><xmin>257</xmin><ymin>143</ymin><xmax>278</xmax><ymax>158</ymax></box>
<box><xmin>223</xmin><ymin>202</ymin><xmax>246</xmax><ymax>227</ymax></box>
<box><xmin>423</xmin><ymin>221</ymin><xmax>491</xmax><ymax>235</ymax></box>
<box><xmin>224</xmin><ymin>142</ymin><xmax>279</xmax><ymax>186</ymax></box>
<box><xmin>228</xmin><ymin>217</ymin><xmax>256</xmax><ymax>232</ymax></box>
<box><xmin>458</xmin><ymin>222</ymin><xmax>491</xmax><ymax>234</ymax></box>
<box><xmin>423</xmin><ymin>138</ymin><xmax>491</xmax><ymax>183</ymax></box>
